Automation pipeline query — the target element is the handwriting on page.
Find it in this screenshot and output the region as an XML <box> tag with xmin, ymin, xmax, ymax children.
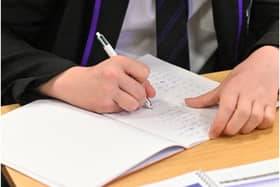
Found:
<box><xmin>107</xmin><ymin>55</ymin><xmax>219</xmax><ymax>147</ymax></box>
<box><xmin>107</xmin><ymin>98</ymin><xmax>217</xmax><ymax>147</ymax></box>
<box><xmin>149</xmin><ymin>69</ymin><xmax>217</xmax><ymax>105</ymax></box>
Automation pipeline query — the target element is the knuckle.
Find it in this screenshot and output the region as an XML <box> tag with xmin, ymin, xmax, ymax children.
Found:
<box><xmin>223</xmin><ymin>122</ymin><xmax>240</xmax><ymax>136</ymax></box>
<box><xmin>101</xmin><ymin>100</ymin><xmax>115</xmax><ymax>111</ymax></box>
<box><xmin>103</xmin><ymin>67</ymin><xmax>120</xmax><ymax>80</ymax></box>
<box><xmin>251</xmin><ymin>111</ymin><xmax>263</xmax><ymax>124</ymax></box>
<box><xmin>236</xmin><ymin>107</ymin><xmax>250</xmax><ymax>119</ymax></box>
<box><xmin>257</xmin><ymin>106</ymin><xmax>276</xmax><ymax>129</ymax></box>
<box><xmin>200</xmin><ymin>96</ymin><xmax>209</xmax><ymax>106</ymax></box>
<box><xmin>265</xmin><ymin>110</ymin><xmax>276</xmax><ymax>124</ymax></box>
<box><xmin>140</xmin><ymin>63</ymin><xmax>150</xmax><ymax>78</ymax></box>
<box><xmin>102</xmin><ymin>84</ymin><xmax>115</xmax><ymax>94</ymax></box>
<box><xmin>224</xmin><ymin>125</ymin><xmax>236</xmax><ymax>135</ymax></box>
<box><xmin>223</xmin><ymin>104</ymin><xmax>235</xmax><ymax>114</ymax></box>
<box><xmin>240</xmin><ymin>123</ymin><xmax>257</xmax><ymax>134</ymax></box>
<box><xmin>224</xmin><ymin>128</ymin><xmax>237</xmax><ymax>136</ymax></box>
<box><xmin>266</xmin><ymin>116</ymin><xmax>275</xmax><ymax>125</ymax></box>
<box><xmin>126</xmin><ymin>101</ymin><xmax>139</xmax><ymax>112</ymax></box>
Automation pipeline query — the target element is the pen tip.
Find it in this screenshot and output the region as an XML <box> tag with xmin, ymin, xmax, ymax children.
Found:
<box><xmin>96</xmin><ymin>32</ymin><xmax>101</xmax><ymax>37</ymax></box>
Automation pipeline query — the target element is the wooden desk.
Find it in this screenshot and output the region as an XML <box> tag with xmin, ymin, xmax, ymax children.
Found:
<box><xmin>2</xmin><ymin>71</ymin><xmax>278</xmax><ymax>187</ymax></box>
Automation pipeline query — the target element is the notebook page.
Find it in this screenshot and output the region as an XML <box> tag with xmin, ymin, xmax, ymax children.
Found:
<box><xmin>2</xmin><ymin>100</ymin><xmax>181</xmax><ymax>187</ymax></box>
<box><xmin>106</xmin><ymin>55</ymin><xmax>219</xmax><ymax>147</ymax></box>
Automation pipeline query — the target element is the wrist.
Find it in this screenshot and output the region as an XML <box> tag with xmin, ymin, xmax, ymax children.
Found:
<box><xmin>247</xmin><ymin>46</ymin><xmax>279</xmax><ymax>66</ymax></box>
<box><xmin>38</xmin><ymin>66</ymin><xmax>85</xmax><ymax>98</ymax></box>
<box><xmin>254</xmin><ymin>46</ymin><xmax>278</xmax><ymax>61</ymax></box>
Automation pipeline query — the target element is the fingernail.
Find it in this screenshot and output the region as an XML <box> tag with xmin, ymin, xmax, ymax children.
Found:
<box><xmin>209</xmin><ymin>131</ymin><xmax>217</xmax><ymax>139</ymax></box>
<box><xmin>184</xmin><ymin>98</ymin><xmax>191</xmax><ymax>104</ymax></box>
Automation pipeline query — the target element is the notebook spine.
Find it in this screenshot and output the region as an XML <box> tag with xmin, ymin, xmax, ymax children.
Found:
<box><xmin>196</xmin><ymin>171</ymin><xmax>220</xmax><ymax>187</ymax></box>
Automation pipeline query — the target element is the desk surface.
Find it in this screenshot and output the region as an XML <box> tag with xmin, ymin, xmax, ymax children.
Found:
<box><xmin>2</xmin><ymin>71</ymin><xmax>279</xmax><ymax>187</ymax></box>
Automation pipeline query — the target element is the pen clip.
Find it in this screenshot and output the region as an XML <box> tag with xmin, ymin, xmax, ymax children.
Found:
<box><xmin>96</xmin><ymin>32</ymin><xmax>109</xmax><ymax>46</ymax></box>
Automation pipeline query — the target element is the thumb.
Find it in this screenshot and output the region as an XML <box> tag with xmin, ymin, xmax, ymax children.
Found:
<box><xmin>185</xmin><ymin>87</ymin><xmax>220</xmax><ymax>108</ymax></box>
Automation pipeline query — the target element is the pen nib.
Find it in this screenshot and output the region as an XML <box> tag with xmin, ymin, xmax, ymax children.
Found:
<box><xmin>144</xmin><ymin>98</ymin><xmax>153</xmax><ymax>109</ymax></box>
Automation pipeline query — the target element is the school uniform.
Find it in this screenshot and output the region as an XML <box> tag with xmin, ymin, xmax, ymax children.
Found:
<box><xmin>2</xmin><ymin>0</ymin><xmax>279</xmax><ymax>105</ymax></box>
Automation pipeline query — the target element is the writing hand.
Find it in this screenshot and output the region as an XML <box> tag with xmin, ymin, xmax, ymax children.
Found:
<box><xmin>39</xmin><ymin>56</ymin><xmax>156</xmax><ymax>113</ymax></box>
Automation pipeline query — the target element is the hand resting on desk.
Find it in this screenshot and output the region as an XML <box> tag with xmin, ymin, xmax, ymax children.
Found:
<box><xmin>185</xmin><ymin>46</ymin><xmax>279</xmax><ymax>138</ymax></box>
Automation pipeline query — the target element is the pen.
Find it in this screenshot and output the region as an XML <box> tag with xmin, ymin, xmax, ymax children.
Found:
<box><xmin>96</xmin><ymin>32</ymin><xmax>153</xmax><ymax>109</ymax></box>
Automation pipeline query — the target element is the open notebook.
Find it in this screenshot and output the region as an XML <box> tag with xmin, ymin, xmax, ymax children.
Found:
<box><xmin>2</xmin><ymin>55</ymin><xmax>219</xmax><ymax>187</ymax></box>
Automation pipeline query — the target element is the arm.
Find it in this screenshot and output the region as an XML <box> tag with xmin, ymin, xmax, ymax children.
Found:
<box><xmin>1</xmin><ymin>0</ymin><xmax>76</xmax><ymax>105</ymax></box>
<box><xmin>185</xmin><ymin>0</ymin><xmax>279</xmax><ymax>137</ymax></box>
<box><xmin>246</xmin><ymin>0</ymin><xmax>279</xmax><ymax>53</ymax></box>
<box><xmin>2</xmin><ymin>1</ymin><xmax>155</xmax><ymax>112</ymax></box>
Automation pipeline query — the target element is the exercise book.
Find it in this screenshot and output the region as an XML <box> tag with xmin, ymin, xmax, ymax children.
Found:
<box><xmin>2</xmin><ymin>55</ymin><xmax>219</xmax><ymax>187</ymax></box>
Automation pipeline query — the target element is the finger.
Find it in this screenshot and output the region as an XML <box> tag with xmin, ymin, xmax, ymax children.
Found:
<box><xmin>119</xmin><ymin>74</ymin><xmax>147</xmax><ymax>104</ymax></box>
<box><xmin>209</xmin><ymin>93</ymin><xmax>238</xmax><ymax>138</ymax></box>
<box><xmin>240</xmin><ymin>101</ymin><xmax>264</xmax><ymax>134</ymax></box>
<box><xmin>257</xmin><ymin>105</ymin><xmax>276</xmax><ymax>129</ymax></box>
<box><xmin>144</xmin><ymin>80</ymin><xmax>156</xmax><ymax>98</ymax></box>
<box><xmin>185</xmin><ymin>87</ymin><xmax>220</xmax><ymax>108</ymax></box>
<box><xmin>223</xmin><ymin>96</ymin><xmax>252</xmax><ymax>136</ymax></box>
<box><xmin>114</xmin><ymin>89</ymin><xmax>140</xmax><ymax>112</ymax></box>
<box><xmin>110</xmin><ymin>103</ymin><xmax>123</xmax><ymax>113</ymax></box>
<box><xmin>114</xmin><ymin>56</ymin><xmax>150</xmax><ymax>83</ymax></box>
<box><xmin>94</xmin><ymin>100</ymin><xmax>123</xmax><ymax>114</ymax></box>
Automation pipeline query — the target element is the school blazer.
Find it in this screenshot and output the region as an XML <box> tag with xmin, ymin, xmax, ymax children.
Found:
<box><xmin>2</xmin><ymin>0</ymin><xmax>279</xmax><ymax>105</ymax></box>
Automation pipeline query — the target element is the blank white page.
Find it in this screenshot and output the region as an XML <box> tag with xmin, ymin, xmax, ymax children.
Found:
<box><xmin>107</xmin><ymin>55</ymin><xmax>219</xmax><ymax>147</ymax></box>
<box><xmin>2</xmin><ymin>100</ymin><xmax>180</xmax><ymax>187</ymax></box>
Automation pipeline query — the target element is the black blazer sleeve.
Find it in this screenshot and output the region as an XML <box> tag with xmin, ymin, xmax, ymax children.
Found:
<box><xmin>249</xmin><ymin>0</ymin><xmax>279</xmax><ymax>51</ymax></box>
<box><xmin>1</xmin><ymin>0</ymin><xmax>77</xmax><ymax>105</ymax></box>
